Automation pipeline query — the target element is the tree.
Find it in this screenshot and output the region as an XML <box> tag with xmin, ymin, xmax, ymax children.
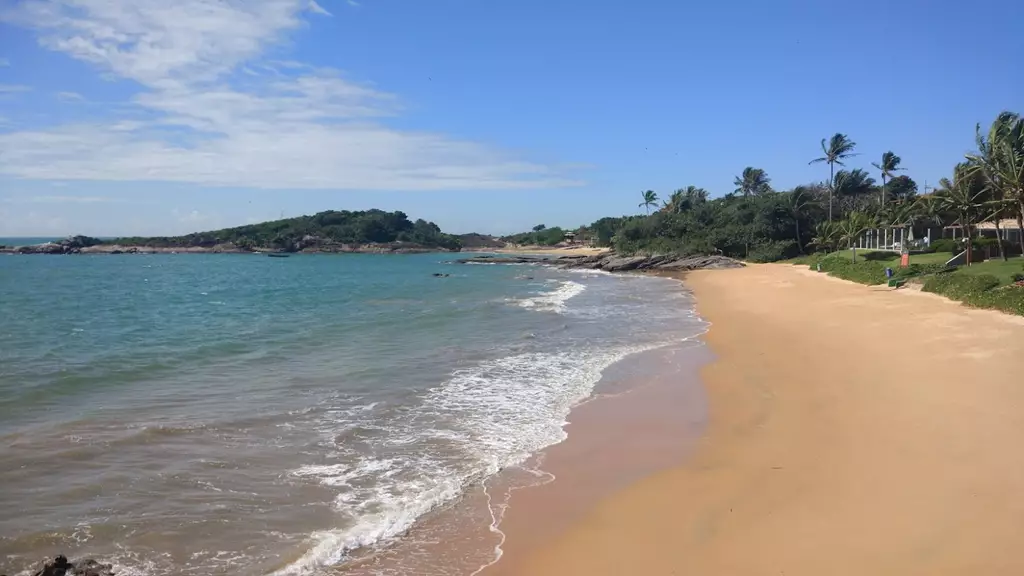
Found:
<box><xmin>838</xmin><ymin>212</ymin><xmax>874</xmax><ymax>262</ymax></box>
<box><xmin>886</xmin><ymin>175</ymin><xmax>919</xmax><ymax>202</ymax></box>
<box><xmin>967</xmin><ymin>111</ymin><xmax>1024</xmax><ymax>256</ymax></box>
<box><xmin>833</xmin><ymin>168</ymin><xmax>877</xmax><ymax>198</ymax></box>
<box><xmin>935</xmin><ymin>162</ymin><xmax>989</xmax><ymax>265</ymax></box>
<box><xmin>784</xmin><ymin>186</ymin><xmax>816</xmax><ymax>253</ymax></box>
<box><xmin>871</xmin><ymin>151</ymin><xmax>905</xmax><ymax>205</ymax></box>
<box><xmin>733</xmin><ymin>167</ymin><xmax>773</xmax><ymax>197</ymax></box>
<box><xmin>639</xmin><ymin>190</ymin><xmax>659</xmax><ymax>214</ymax></box>
<box><xmin>532</xmin><ymin>224</ymin><xmax>547</xmax><ymax>232</ymax></box>
<box><xmin>811</xmin><ymin>220</ymin><xmax>841</xmax><ymax>253</ymax></box>
<box><xmin>809</xmin><ymin>133</ymin><xmax>858</xmax><ymax>220</ymax></box>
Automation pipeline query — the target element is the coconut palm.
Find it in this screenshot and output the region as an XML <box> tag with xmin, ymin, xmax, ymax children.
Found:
<box><xmin>639</xmin><ymin>190</ymin><xmax>659</xmax><ymax>214</ymax></box>
<box><xmin>871</xmin><ymin>151</ymin><xmax>905</xmax><ymax>206</ymax></box>
<box><xmin>809</xmin><ymin>133</ymin><xmax>858</xmax><ymax>220</ymax></box>
<box><xmin>967</xmin><ymin>111</ymin><xmax>1024</xmax><ymax>255</ymax></box>
<box><xmin>733</xmin><ymin>167</ymin><xmax>772</xmax><ymax>197</ymax></box>
<box><xmin>838</xmin><ymin>212</ymin><xmax>874</xmax><ymax>262</ymax></box>
<box><xmin>811</xmin><ymin>220</ymin><xmax>841</xmax><ymax>254</ymax></box>
<box><xmin>935</xmin><ymin>162</ymin><xmax>989</xmax><ymax>265</ymax></box>
<box><xmin>784</xmin><ymin>186</ymin><xmax>817</xmax><ymax>253</ymax></box>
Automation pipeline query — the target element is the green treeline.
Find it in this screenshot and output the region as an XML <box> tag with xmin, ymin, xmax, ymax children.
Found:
<box><xmin>540</xmin><ymin>111</ymin><xmax>1024</xmax><ymax>263</ymax></box>
<box><xmin>110</xmin><ymin>209</ymin><xmax>462</xmax><ymax>252</ymax></box>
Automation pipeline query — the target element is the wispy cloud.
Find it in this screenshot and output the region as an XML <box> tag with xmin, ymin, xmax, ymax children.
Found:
<box><xmin>0</xmin><ymin>84</ymin><xmax>31</xmax><ymax>93</ymax></box>
<box><xmin>56</xmin><ymin>91</ymin><xmax>84</xmax><ymax>102</ymax></box>
<box><xmin>1</xmin><ymin>195</ymin><xmax>118</xmax><ymax>204</ymax></box>
<box><xmin>307</xmin><ymin>1</ymin><xmax>332</xmax><ymax>17</ymax></box>
<box><xmin>0</xmin><ymin>58</ymin><xmax>10</xmax><ymax>67</ymax></box>
<box><xmin>0</xmin><ymin>0</ymin><xmax>578</xmax><ymax>191</ymax></box>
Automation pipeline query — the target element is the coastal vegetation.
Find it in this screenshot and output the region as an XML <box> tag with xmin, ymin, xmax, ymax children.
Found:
<box><xmin>108</xmin><ymin>210</ymin><xmax>462</xmax><ymax>252</ymax></box>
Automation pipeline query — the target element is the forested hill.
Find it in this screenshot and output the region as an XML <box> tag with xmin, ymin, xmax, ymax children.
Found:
<box><xmin>109</xmin><ymin>210</ymin><xmax>462</xmax><ymax>252</ymax></box>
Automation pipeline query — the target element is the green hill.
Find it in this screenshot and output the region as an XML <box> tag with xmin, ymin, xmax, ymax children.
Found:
<box><xmin>109</xmin><ymin>210</ymin><xmax>462</xmax><ymax>252</ymax></box>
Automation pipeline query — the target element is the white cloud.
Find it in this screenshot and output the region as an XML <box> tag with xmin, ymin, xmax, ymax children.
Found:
<box><xmin>307</xmin><ymin>1</ymin><xmax>332</xmax><ymax>17</ymax></box>
<box><xmin>0</xmin><ymin>0</ymin><xmax>578</xmax><ymax>191</ymax></box>
<box><xmin>57</xmin><ymin>91</ymin><xmax>85</xmax><ymax>102</ymax></box>
<box><xmin>0</xmin><ymin>195</ymin><xmax>117</xmax><ymax>204</ymax></box>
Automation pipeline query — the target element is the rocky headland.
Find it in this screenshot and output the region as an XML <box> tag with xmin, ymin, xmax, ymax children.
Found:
<box><xmin>455</xmin><ymin>252</ymin><xmax>744</xmax><ymax>272</ymax></box>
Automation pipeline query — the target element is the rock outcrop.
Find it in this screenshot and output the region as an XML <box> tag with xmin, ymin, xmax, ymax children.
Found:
<box><xmin>9</xmin><ymin>236</ymin><xmax>103</xmax><ymax>254</ymax></box>
<box><xmin>454</xmin><ymin>256</ymin><xmax>550</xmax><ymax>265</ymax></box>
<box><xmin>26</xmin><ymin>555</ymin><xmax>115</xmax><ymax>576</ymax></box>
<box><xmin>556</xmin><ymin>253</ymin><xmax>743</xmax><ymax>272</ymax></box>
<box><xmin>454</xmin><ymin>252</ymin><xmax>743</xmax><ymax>272</ymax></box>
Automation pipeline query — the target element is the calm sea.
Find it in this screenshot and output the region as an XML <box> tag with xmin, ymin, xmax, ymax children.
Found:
<box><xmin>0</xmin><ymin>253</ymin><xmax>705</xmax><ymax>576</ymax></box>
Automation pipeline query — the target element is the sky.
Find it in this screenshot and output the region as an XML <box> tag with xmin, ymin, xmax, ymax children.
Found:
<box><xmin>0</xmin><ymin>0</ymin><xmax>1022</xmax><ymax>237</ymax></box>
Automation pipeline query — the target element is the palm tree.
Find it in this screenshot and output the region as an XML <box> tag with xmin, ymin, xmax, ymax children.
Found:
<box><xmin>811</xmin><ymin>220</ymin><xmax>841</xmax><ymax>254</ymax></box>
<box><xmin>871</xmin><ymin>151</ymin><xmax>905</xmax><ymax>206</ymax></box>
<box><xmin>809</xmin><ymin>133</ymin><xmax>858</xmax><ymax>220</ymax></box>
<box><xmin>967</xmin><ymin>111</ymin><xmax>1024</xmax><ymax>255</ymax></box>
<box><xmin>639</xmin><ymin>190</ymin><xmax>659</xmax><ymax>214</ymax></box>
<box><xmin>784</xmin><ymin>186</ymin><xmax>816</xmax><ymax>253</ymax></box>
<box><xmin>733</xmin><ymin>167</ymin><xmax>772</xmax><ymax>197</ymax></box>
<box><xmin>838</xmin><ymin>212</ymin><xmax>874</xmax><ymax>262</ymax></box>
<box><xmin>935</xmin><ymin>162</ymin><xmax>989</xmax><ymax>265</ymax></box>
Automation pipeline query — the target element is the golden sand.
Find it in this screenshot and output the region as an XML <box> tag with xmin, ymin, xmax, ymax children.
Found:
<box><xmin>494</xmin><ymin>263</ymin><xmax>1024</xmax><ymax>576</ymax></box>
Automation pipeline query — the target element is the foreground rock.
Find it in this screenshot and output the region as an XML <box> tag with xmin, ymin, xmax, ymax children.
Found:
<box><xmin>24</xmin><ymin>555</ymin><xmax>114</xmax><ymax>576</ymax></box>
<box><xmin>556</xmin><ymin>253</ymin><xmax>743</xmax><ymax>272</ymax></box>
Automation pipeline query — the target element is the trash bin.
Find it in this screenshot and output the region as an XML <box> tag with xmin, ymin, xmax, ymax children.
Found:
<box><xmin>885</xmin><ymin>267</ymin><xmax>893</xmax><ymax>279</ymax></box>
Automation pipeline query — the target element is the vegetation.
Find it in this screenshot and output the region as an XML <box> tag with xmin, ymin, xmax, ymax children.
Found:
<box><xmin>502</xmin><ymin>226</ymin><xmax>569</xmax><ymax>246</ymax></box>
<box><xmin>110</xmin><ymin>210</ymin><xmax>462</xmax><ymax>252</ymax></box>
<box><xmin>639</xmin><ymin>190</ymin><xmax>659</xmax><ymax>214</ymax></box>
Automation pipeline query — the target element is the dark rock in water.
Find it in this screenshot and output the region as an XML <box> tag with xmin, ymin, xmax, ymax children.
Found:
<box><xmin>32</xmin><ymin>556</ymin><xmax>114</xmax><ymax>576</ymax></box>
<box><xmin>431</xmin><ymin>273</ymin><xmax>450</xmax><ymax>277</ymax></box>
<box><xmin>454</xmin><ymin>256</ymin><xmax>548</xmax><ymax>265</ymax></box>
<box><xmin>15</xmin><ymin>235</ymin><xmax>103</xmax><ymax>255</ymax></box>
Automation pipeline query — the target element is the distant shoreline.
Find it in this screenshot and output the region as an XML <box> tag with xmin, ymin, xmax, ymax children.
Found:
<box><xmin>0</xmin><ymin>242</ymin><xmax>460</xmax><ymax>255</ymax></box>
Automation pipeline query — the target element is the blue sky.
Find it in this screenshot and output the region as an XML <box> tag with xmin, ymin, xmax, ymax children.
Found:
<box><xmin>1</xmin><ymin>0</ymin><xmax>1022</xmax><ymax>237</ymax></box>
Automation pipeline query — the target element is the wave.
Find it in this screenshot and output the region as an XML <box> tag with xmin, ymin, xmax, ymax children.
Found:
<box><xmin>274</xmin><ymin>341</ymin><xmax>674</xmax><ymax>575</ymax></box>
<box><xmin>515</xmin><ymin>280</ymin><xmax>586</xmax><ymax>313</ymax></box>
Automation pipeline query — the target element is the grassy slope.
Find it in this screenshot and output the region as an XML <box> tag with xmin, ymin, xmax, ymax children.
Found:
<box><xmin>786</xmin><ymin>250</ymin><xmax>1024</xmax><ymax>316</ymax></box>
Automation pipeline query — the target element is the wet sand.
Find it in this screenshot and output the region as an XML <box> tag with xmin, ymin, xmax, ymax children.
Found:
<box><xmin>492</xmin><ymin>264</ymin><xmax>1024</xmax><ymax>575</ymax></box>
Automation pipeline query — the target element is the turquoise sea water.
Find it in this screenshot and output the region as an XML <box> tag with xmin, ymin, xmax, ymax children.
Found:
<box><xmin>0</xmin><ymin>253</ymin><xmax>705</xmax><ymax>575</ymax></box>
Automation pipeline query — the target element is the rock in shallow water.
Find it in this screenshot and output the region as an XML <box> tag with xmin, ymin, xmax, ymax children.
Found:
<box><xmin>31</xmin><ymin>555</ymin><xmax>115</xmax><ymax>576</ymax></box>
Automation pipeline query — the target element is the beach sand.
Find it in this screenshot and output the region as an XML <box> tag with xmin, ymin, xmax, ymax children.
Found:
<box><xmin>491</xmin><ymin>263</ymin><xmax>1024</xmax><ymax>576</ymax></box>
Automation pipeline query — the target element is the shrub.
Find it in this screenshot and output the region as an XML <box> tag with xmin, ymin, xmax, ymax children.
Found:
<box><xmin>922</xmin><ymin>273</ymin><xmax>1001</xmax><ymax>300</ymax></box>
<box><xmin>747</xmin><ymin>240</ymin><xmax>799</xmax><ymax>263</ymax></box>
<box><xmin>890</xmin><ymin>263</ymin><xmax>948</xmax><ymax>282</ymax></box>
<box><xmin>965</xmin><ymin>286</ymin><xmax>1024</xmax><ymax>315</ymax></box>
<box><xmin>928</xmin><ymin>238</ymin><xmax>960</xmax><ymax>253</ymax></box>
<box><xmin>817</xmin><ymin>257</ymin><xmax>889</xmax><ymax>285</ymax></box>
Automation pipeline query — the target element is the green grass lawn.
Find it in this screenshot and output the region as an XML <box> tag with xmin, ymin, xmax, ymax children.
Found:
<box><xmin>955</xmin><ymin>256</ymin><xmax>1024</xmax><ymax>285</ymax></box>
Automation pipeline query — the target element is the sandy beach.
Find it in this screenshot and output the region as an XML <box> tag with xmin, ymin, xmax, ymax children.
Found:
<box><xmin>492</xmin><ymin>263</ymin><xmax>1024</xmax><ymax>575</ymax></box>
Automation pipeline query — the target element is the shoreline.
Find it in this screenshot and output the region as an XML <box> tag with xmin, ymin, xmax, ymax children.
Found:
<box><xmin>489</xmin><ymin>263</ymin><xmax>1024</xmax><ymax>575</ymax></box>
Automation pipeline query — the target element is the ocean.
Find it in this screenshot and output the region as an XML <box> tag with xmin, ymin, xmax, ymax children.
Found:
<box><xmin>0</xmin><ymin>252</ymin><xmax>706</xmax><ymax>576</ymax></box>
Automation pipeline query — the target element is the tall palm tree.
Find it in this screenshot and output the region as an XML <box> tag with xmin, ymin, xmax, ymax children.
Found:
<box><xmin>733</xmin><ymin>167</ymin><xmax>772</xmax><ymax>197</ymax></box>
<box><xmin>639</xmin><ymin>190</ymin><xmax>659</xmax><ymax>214</ymax></box>
<box><xmin>967</xmin><ymin>111</ymin><xmax>1024</xmax><ymax>255</ymax></box>
<box><xmin>784</xmin><ymin>186</ymin><xmax>816</xmax><ymax>253</ymax></box>
<box><xmin>871</xmin><ymin>151</ymin><xmax>905</xmax><ymax>206</ymax></box>
<box><xmin>935</xmin><ymin>162</ymin><xmax>989</xmax><ymax>265</ymax></box>
<box><xmin>809</xmin><ymin>133</ymin><xmax>858</xmax><ymax>220</ymax></box>
<box><xmin>838</xmin><ymin>212</ymin><xmax>874</xmax><ymax>262</ymax></box>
